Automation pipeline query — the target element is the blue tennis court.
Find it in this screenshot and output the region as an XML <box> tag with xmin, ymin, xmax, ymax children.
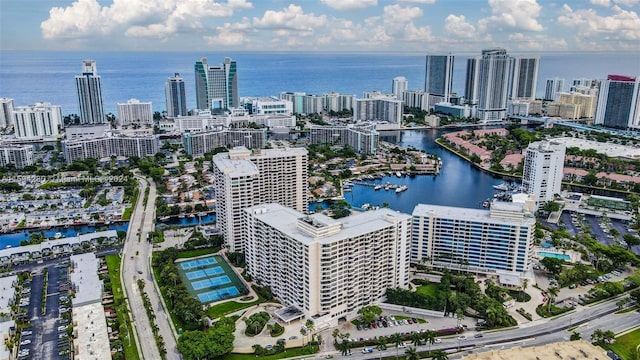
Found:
<box><xmin>191</xmin><ymin>275</ymin><xmax>231</xmax><ymax>290</ymax></box>
<box><xmin>179</xmin><ymin>256</ymin><xmax>217</xmax><ymax>270</ymax></box>
<box><xmin>197</xmin><ymin>286</ymin><xmax>240</xmax><ymax>303</ymax></box>
<box><xmin>186</xmin><ymin>266</ymin><xmax>225</xmax><ymax>280</ymax></box>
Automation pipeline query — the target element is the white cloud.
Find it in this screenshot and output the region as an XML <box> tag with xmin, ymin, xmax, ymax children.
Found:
<box><xmin>558</xmin><ymin>4</ymin><xmax>640</xmax><ymax>42</ymax></box>
<box><xmin>41</xmin><ymin>0</ymin><xmax>253</xmax><ymax>39</ymax></box>
<box><xmin>444</xmin><ymin>14</ymin><xmax>476</xmax><ymax>39</ymax></box>
<box><xmin>614</xmin><ymin>0</ymin><xmax>640</xmax><ymax>6</ymax></box>
<box><xmin>204</xmin><ymin>22</ymin><xmax>252</xmax><ymax>46</ymax></box>
<box><xmin>479</xmin><ymin>0</ymin><xmax>544</xmax><ymax>32</ymax></box>
<box><xmin>252</xmin><ymin>4</ymin><xmax>327</xmax><ymax>33</ymax></box>
<box><xmin>590</xmin><ymin>0</ymin><xmax>611</xmax><ymax>7</ymax></box>
<box><xmin>397</xmin><ymin>0</ymin><xmax>437</xmax><ymax>4</ymax></box>
<box><xmin>382</xmin><ymin>4</ymin><xmax>433</xmax><ymax>42</ymax></box>
<box><xmin>320</xmin><ymin>0</ymin><xmax>377</xmax><ymax>11</ymax></box>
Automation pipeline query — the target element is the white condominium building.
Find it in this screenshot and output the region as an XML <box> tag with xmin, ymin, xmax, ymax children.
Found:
<box><xmin>323</xmin><ymin>93</ymin><xmax>355</xmax><ymax>113</ymax></box>
<box><xmin>13</xmin><ymin>102</ymin><xmax>62</xmax><ymax>139</ymax></box>
<box><xmin>309</xmin><ymin>124</ymin><xmax>379</xmax><ymax>155</ymax></box>
<box><xmin>243</xmin><ymin>204</ymin><xmax>411</xmax><ymax>327</ymax></box>
<box><xmin>523</xmin><ymin>140</ymin><xmax>566</xmax><ymax>208</ymax></box>
<box><xmin>0</xmin><ymin>145</ymin><xmax>34</xmax><ymax>169</ymax></box>
<box><xmin>62</xmin><ymin>134</ymin><xmax>159</xmax><ymax>162</ymax></box>
<box><xmin>241</xmin><ymin>97</ymin><xmax>293</xmax><ymax>116</ymax></box>
<box><xmin>354</xmin><ymin>97</ymin><xmax>403</xmax><ymax>124</ymax></box>
<box><xmin>117</xmin><ymin>98</ymin><xmax>153</xmax><ymax>127</ymax></box>
<box><xmin>182</xmin><ymin>128</ymin><xmax>267</xmax><ymax>158</ymax></box>
<box><xmin>213</xmin><ymin>147</ymin><xmax>308</xmax><ymax>252</ymax></box>
<box><xmin>412</xmin><ymin>201</ymin><xmax>536</xmax><ymax>282</ymax></box>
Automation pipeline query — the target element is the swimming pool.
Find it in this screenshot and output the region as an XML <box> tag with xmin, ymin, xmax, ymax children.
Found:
<box><xmin>197</xmin><ymin>286</ymin><xmax>240</xmax><ymax>303</ymax></box>
<box><xmin>191</xmin><ymin>275</ymin><xmax>231</xmax><ymax>290</ymax></box>
<box><xmin>186</xmin><ymin>266</ymin><xmax>225</xmax><ymax>280</ymax></box>
<box><xmin>539</xmin><ymin>251</ymin><xmax>570</xmax><ymax>261</ymax></box>
<box><xmin>179</xmin><ymin>257</ymin><xmax>217</xmax><ymax>270</ymax></box>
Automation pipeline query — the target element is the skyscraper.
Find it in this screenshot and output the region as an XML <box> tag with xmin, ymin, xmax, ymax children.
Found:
<box><xmin>545</xmin><ymin>78</ymin><xmax>565</xmax><ymax>101</ymax></box>
<box><xmin>508</xmin><ymin>56</ymin><xmax>539</xmax><ymax>100</ymax></box>
<box><xmin>213</xmin><ymin>147</ymin><xmax>308</xmax><ymax>252</ymax></box>
<box><xmin>0</xmin><ymin>98</ymin><xmax>14</xmax><ymax>128</ymax></box>
<box><xmin>243</xmin><ymin>203</ymin><xmax>411</xmax><ymax>327</ymax></box>
<box><xmin>194</xmin><ymin>57</ymin><xmax>238</xmax><ymax>111</ymax></box>
<box><xmin>392</xmin><ymin>76</ymin><xmax>408</xmax><ymax>99</ymax></box>
<box><xmin>594</xmin><ymin>75</ymin><xmax>640</xmax><ymax>129</ymax></box>
<box><xmin>165</xmin><ymin>73</ymin><xmax>187</xmax><ymax>117</ymax></box>
<box><xmin>13</xmin><ymin>102</ymin><xmax>62</xmax><ymax>139</ymax></box>
<box><xmin>75</xmin><ymin>60</ymin><xmax>105</xmax><ymax>124</ymax></box>
<box><xmin>464</xmin><ymin>57</ymin><xmax>480</xmax><ymax>105</ymax></box>
<box><xmin>412</xmin><ymin>201</ymin><xmax>535</xmax><ymax>282</ymax></box>
<box><xmin>424</xmin><ymin>54</ymin><xmax>454</xmax><ymax>108</ymax></box>
<box><xmin>117</xmin><ymin>99</ymin><xmax>153</xmax><ymax>126</ymax></box>
<box><xmin>522</xmin><ymin>140</ymin><xmax>566</xmax><ymax>209</ymax></box>
<box><xmin>476</xmin><ymin>48</ymin><xmax>510</xmax><ymax>122</ymax></box>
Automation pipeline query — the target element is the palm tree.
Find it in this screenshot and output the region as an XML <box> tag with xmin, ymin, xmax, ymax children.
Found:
<box><xmin>390</xmin><ymin>333</ymin><xmax>403</xmax><ymax>360</ymax></box>
<box><xmin>332</xmin><ymin>329</ymin><xmax>340</xmax><ymax>343</ymax></box>
<box><xmin>305</xmin><ymin>319</ymin><xmax>315</xmax><ymax>347</ymax></box>
<box><xmin>300</xmin><ymin>327</ymin><xmax>307</xmax><ymax>347</ymax></box>
<box><xmin>431</xmin><ymin>349</ymin><xmax>448</xmax><ymax>360</ymax></box>
<box><xmin>591</xmin><ymin>329</ymin><xmax>604</xmax><ymax>345</ymax></box>
<box><xmin>375</xmin><ymin>337</ymin><xmax>387</xmax><ymax>359</ymax></box>
<box><xmin>411</xmin><ymin>332</ymin><xmax>422</xmax><ymax>347</ymax></box>
<box><xmin>423</xmin><ymin>330</ymin><xmax>436</xmax><ymax>352</ymax></box>
<box><xmin>338</xmin><ymin>339</ymin><xmax>352</xmax><ymax>356</ymax></box>
<box><xmin>405</xmin><ymin>347</ymin><xmax>418</xmax><ymax>360</ymax></box>
<box><xmin>547</xmin><ymin>286</ymin><xmax>559</xmax><ymax>313</ymax></box>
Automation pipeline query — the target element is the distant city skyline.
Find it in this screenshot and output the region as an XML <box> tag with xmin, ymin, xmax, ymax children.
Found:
<box><xmin>1</xmin><ymin>0</ymin><xmax>639</xmax><ymax>52</ymax></box>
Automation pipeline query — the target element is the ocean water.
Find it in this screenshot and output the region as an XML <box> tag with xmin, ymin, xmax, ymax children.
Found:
<box><xmin>0</xmin><ymin>51</ymin><xmax>638</xmax><ymax>114</ymax></box>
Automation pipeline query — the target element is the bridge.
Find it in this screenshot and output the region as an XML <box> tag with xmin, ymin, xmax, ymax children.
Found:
<box><xmin>510</xmin><ymin>115</ymin><xmax>640</xmax><ymax>139</ymax></box>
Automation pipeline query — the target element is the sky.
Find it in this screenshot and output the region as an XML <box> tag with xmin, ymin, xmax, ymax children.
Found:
<box><xmin>1</xmin><ymin>0</ymin><xmax>639</xmax><ymax>53</ymax></box>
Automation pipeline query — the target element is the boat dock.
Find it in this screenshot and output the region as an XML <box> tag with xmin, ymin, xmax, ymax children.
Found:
<box><xmin>351</xmin><ymin>180</ymin><xmax>408</xmax><ymax>192</ymax></box>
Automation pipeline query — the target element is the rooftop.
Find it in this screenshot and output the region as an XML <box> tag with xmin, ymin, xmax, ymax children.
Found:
<box><xmin>70</xmin><ymin>253</ymin><xmax>102</xmax><ymax>307</ymax></box>
<box><xmin>0</xmin><ymin>275</ymin><xmax>17</xmax><ymax>315</ymax></box>
<box><xmin>553</xmin><ymin>136</ymin><xmax>640</xmax><ymax>159</ymax></box>
<box><xmin>0</xmin><ymin>320</ymin><xmax>15</xmax><ymax>360</ymax></box>
<box><xmin>413</xmin><ymin>203</ymin><xmax>535</xmax><ymax>224</ymax></box>
<box><xmin>245</xmin><ymin>203</ymin><xmax>411</xmax><ymax>245</ymax></box>
<box><xmin>73</xmin><ymin>302</ymin><xmax>111</xmax><ymax>360</ymax></box>
<box><xmin>0</xmin><ymin>230</ymin><xmax>118</xmax><ymax>259</ymax></box>
<box><xmin>461</xmin><ymin>340</ymin><xmax>608</xmax><ymax>360</ymax></box>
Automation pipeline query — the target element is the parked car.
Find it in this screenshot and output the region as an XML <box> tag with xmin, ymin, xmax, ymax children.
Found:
<box><xmin>361</xmin><ymin>348</ymin><xmax>373</xmax><ymax>354</ymax></box>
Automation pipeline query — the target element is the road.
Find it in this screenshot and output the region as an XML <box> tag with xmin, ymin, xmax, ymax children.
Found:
<box><xmin>121</xmin><ymin>174</ymin><xmax>180</xmax><ymax>359</ymax></box>
<box><xmin>339</xmin><ymin>297</ymin><xmax>639</xmax><ymax>360</ymax></box>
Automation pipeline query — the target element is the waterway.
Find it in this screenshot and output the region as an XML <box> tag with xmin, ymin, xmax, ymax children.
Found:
<box><xmin>0</xmin><ymin>222</ymin><xmax>130</xmax><ymax>248</ymax></box>
<box><xmin>312</xmin><ymin>129</ymin><xmax>511</xmax><ymax>215</ymax></box>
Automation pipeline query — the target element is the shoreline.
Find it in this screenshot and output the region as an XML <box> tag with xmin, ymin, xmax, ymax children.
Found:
<box><xmin>1</xmin><ymin>220</ymin><xmax>129</xmax><ymax>236</ymax></box>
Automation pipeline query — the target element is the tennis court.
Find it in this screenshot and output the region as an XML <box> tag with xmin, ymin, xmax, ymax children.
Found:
<box><xmin>176</xmin><ymin>254</ymin><xmax>248</xmax><ymax>304</ymax></box>
<box><xmin>192</xmin><ymin>275</ymin><xmax>231</xmax><ymax>290</ymax></box>
<box><xmin>179</xmin><ymin>256</ymin><xmax>217</xmax><ymax>270</ymax></box>
<box><xmin>186</xmin><ymin>266</ymin><xmax>225</xmax><ymax>280</ymax></box>
<box><xmin>197</xmin><ymin>286</ymin><xmax>240</xmax><ymax>303</ymax></box>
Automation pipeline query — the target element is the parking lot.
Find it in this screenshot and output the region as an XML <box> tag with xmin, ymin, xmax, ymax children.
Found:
<box><xmin>560</xmin><ymin>211</ymin><xmax>639</xmax><ymax>255</ymax></box>
<box><xmin>18</xmin><ymin>263</ymin><xmax>72</xmax><ymax>360</ymax></box>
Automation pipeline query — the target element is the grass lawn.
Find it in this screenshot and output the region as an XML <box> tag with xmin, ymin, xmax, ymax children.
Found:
<box><xmin>105</xmin><ymin>255</ymin><xmax>139</xmax><ymax>360</ymax></box>
<box><xmin>176</xmin><ymin>248</ymin><xmax>217</xmax><ymax>259</ymax></box>
<box><xmin>416</xmin><ymin>284</ymin><xmax>438</xmax><ymax>297</ymax></box>
<box><xmin>605</xmin><ymin>327</ymin><xmax>640</xmax><ymax>360</ymax></box>
<box><xmin>225</xmin><ymin>345</ymin><xmax>319</xmax><ymax>360</ymax></box>
<box><xmin>122</xmin><ymin>188</ymin><xmax>139</xmax><ymax>220</ymax></box>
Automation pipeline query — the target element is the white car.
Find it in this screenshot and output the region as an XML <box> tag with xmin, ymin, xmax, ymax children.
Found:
<box><xmin>434</xmin><ymin>338</ymin><xmax>442</xmax><ymax>344</ymax></box>
<box><xmin>20</xmin><ymin>339</ymin><xmax>31</xmax><ymax>345</ymax></box>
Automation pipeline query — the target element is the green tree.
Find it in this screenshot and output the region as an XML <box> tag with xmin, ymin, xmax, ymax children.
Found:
<box><xmin>422</xmin><ymin>330</ymin><xmax>436</xmax><ymax>351</ymax></box>
<box><xmin>541</xmin><ymin>257</ymin><xmax>564</xmax><ymax>276</ymax></box>
<box><xmin>570</xmin><ymin>331</ymin><xmax>582</xmax><ymax>341</ymax></box>
<box><xmin>623</xmin><ymin>233</ymin><xmax>640</xmax><ymax>250</ymax></box>
<box><xmin>357</xmin><ymin>305</ymin><xmax>382</xmax><ymax>325</ymax></box>
<box><xmin>543</xmin><ymin>201</ymin><xmax>561</xmax><ymax>213</ymax></box>
<box><xmin>390</xmin><ymin>332</ymin><xmax>403</xmax><ymax>360</ymax></box>
<box><xmin>405</xmin><ymin>347</ymin><xmax>418</xmax><ymax>360</ymax></box>
<box><xmin>431</xmin><ymin>349</ymin><xmax>449</xmax><ymax>360</ymax></box>
<box><xmin>338</xmin><ymin>339</ymin><xmax>352</xmax><ymax>356</ymax></box>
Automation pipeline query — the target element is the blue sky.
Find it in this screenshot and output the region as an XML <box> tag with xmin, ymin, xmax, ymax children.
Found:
<box><xmin>1</xmin><ymin>0</ymin><xmax>639</xmax><ymax>52</ymax></box>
